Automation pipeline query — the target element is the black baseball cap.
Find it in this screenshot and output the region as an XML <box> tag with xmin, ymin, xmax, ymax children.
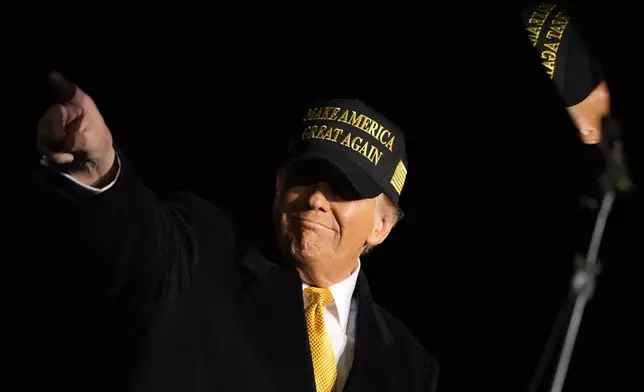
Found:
<box><xmin>521</xmin><ymin>2</ymin><xmax>604</xmax><ymax>107</ymax></box>
<box><xmin>282</xmin><ymin>98</ymin><xmax>409</xmax><ymax>205</ymax></box>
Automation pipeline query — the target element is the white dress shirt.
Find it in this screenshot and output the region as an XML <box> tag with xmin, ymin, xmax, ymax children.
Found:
<box><xmin>302</xmin><ymin>262</ymin><xmax>360</xmax><ymax>392</ymax></box>
<box><xmin>40</xmin><ymin>156</ymin><xmax>361</xmax><ymax>391</ymax></box>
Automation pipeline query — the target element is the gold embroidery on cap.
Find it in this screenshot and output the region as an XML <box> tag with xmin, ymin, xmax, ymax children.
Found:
<box><xmin>524</xmin><ymin>3</ymin><xmax>571</xmax><ymax>80</ymax></box>
<box><xmin>525</xmin><ymin>3</ymin><xmax>556</xmax><ymax>47</ymax></box>
<box><xmin>301</xmin><ymin>105</ymin><xmax>401</xmax><ymax>167</ymax></box>
<box><xmin>390</xmin><ymin>160</ymin><xmax>407</xmax><ymax>195</ymax></box>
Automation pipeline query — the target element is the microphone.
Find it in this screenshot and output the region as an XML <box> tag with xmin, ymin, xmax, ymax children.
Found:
<box><xmin>598</xmin><ymin>117</ymin><xmax>633</xmax><ymax>193</ymax></box>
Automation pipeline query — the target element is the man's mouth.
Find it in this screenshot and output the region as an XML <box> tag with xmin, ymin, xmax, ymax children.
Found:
<box><xmin>293</xmin><ymin>217</ymin><xmax>335</xmax><ymax>232</ymax></box>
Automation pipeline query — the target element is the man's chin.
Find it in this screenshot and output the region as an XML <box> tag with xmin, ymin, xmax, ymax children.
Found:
<box><xmin>273</xmin><ymin>241</ymin><xmax>314</xmax><ymax>266</ymax></box>
<box><xmin>275</xmin><ymin>234</ymin><xmax>329</xmax><ymax>266</ymax></box>
<box><xmin>289</xmin><ymin>243</ymin><xmax>328</xmax><ymax>267</ymax></box>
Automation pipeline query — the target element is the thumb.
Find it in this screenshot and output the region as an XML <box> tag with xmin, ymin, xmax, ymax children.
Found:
<box><xmin>49</xmin><ymin>71</ymin><xmax>88</xmax><ymax>107</ymax></box>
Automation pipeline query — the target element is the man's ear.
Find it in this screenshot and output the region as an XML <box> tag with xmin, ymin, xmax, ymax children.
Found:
<box><xmin>365</xmin><ymin>198</ymin><xmax>397</xmax><ymax>247</ymax></box>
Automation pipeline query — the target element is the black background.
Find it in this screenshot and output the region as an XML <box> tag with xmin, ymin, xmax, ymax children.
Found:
<box><xmin>34</xmin><ymin>1</ymin><xmax>642</xmax><ymax>391</ymax></box>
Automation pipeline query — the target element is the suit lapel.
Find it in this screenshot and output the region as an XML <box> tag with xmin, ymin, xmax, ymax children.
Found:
<box><xmin>240</xmin><ymin>249</ymin><xmax>316</xmax><ymax>392</ymax></box>
<box><xmin>238</xmin><ymin>249</ymin><xmax>396</xmax><ymax>392</ymax></box>
<box><xmin>343</xmin><ymin>271</ymin><xmax>394</xmax><ymax>392</ymax></box>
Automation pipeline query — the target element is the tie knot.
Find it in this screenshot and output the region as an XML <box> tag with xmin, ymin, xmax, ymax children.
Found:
<box><xmin>304</xmin><ymin>287</ymin><xmax>335</xmax><ymax>308</ymax></box>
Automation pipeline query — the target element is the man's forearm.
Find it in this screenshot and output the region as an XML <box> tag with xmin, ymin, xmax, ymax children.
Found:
<box><xmin>33</xmin><ymin>147</ymin><xmax>200</xmax><ymax>312</ymax></box>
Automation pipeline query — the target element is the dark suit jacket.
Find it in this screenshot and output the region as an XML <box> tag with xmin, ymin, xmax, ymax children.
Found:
<box><xmin>31</xmin><ymin>151</ymin><xmax>438</xmax><ymax>392</ymax></box>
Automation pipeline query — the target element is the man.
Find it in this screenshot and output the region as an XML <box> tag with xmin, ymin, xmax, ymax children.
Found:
<box><xmin>519</xmin><ymin>4</ymin><xmax>638</xmax><ymax>391</ymax></box>
<box><xmin>521</xmin><ymin>2</ymin><xmax>611</xmax><ymax>145</ymax></box>
<box><xmin>521</xmin><ymin>2</ymin><xmax>633</xmax><ymax>248</ymax></box>
<box><xmin>32</xmin><ymin>74</ymin><xmax>438</xmax><ymax>392</ymax></box>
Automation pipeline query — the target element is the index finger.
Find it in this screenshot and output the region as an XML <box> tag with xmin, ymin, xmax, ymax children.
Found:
<box><xmin>49</xmin><ymin>71</ymin><xmax>85</xmax><ymax>105</ymax></box>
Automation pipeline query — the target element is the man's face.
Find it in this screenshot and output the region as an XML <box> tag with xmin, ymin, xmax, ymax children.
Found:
<box><xmin>273</xmin><ymin>161</ymin><xmax>394</xmax><ymax>281</ymax></box>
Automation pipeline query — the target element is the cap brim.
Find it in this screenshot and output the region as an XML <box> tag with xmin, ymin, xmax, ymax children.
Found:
<box><xmin>284</xmin><ymin>150</ymin><xmax>383</xmax><ymax>200</ymax></box>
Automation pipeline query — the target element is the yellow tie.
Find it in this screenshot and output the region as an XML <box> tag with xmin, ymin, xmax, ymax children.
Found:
<box><xmin>304</xmin><ymin>287</ymin><xmax>337</xmax><ymax>392</ymax></box>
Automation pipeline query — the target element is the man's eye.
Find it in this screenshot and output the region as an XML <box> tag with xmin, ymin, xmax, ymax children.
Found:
<box><xmin>284</xmin><ymin>173</ymin><xmax>315</xmax><ymax>189</ymax></box>
<box><xmin>283</xmin><ymin>161</ymin><xmax>360</xmax><ymax>200</ymax></box>
<box><xmin>331</xmin><ymin>184</ymin><xmax>360</xmax><ymax>201</ymax></box>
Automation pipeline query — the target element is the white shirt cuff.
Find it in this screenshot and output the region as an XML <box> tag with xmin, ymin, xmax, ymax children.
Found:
<box><xmin>39</xmin><ymin>154</ymin><xmax>121</xmax><ymax>195</ymax></box>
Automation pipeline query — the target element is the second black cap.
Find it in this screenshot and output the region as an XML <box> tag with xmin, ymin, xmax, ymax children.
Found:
<box><xmin>521</xmin><ymin>2</ymin><xmax>604</xmax><ymax>107</ymax></box>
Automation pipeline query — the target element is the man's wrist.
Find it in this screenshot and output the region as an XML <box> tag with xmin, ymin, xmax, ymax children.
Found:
<box><xmin>90</xmin><ymin>149</ymin><xmax>120</xmax><ymax>188</ymax></box>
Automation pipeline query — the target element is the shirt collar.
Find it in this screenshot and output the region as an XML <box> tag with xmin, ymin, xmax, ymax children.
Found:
<box><xmin>302</xmin><ymin>259</ymin><xmax>361</xmax><ymax>333</ymax></box>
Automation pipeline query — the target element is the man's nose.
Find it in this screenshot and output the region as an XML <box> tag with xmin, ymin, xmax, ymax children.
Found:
<box><xmin>307</xmin><ymin>183</ymin><xmax>331</xmax><ymax>212</ymax></box>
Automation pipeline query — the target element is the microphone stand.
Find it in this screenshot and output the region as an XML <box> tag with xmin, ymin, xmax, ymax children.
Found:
<box><xmin>548</xmin><ymin>188</ymin><xmax>613</xmax><ymax>392</ymax></box>
<box><xmin>526</xmin><ymin>129</ymin><xmax>632</xmax><ymax>392</ymax></box>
